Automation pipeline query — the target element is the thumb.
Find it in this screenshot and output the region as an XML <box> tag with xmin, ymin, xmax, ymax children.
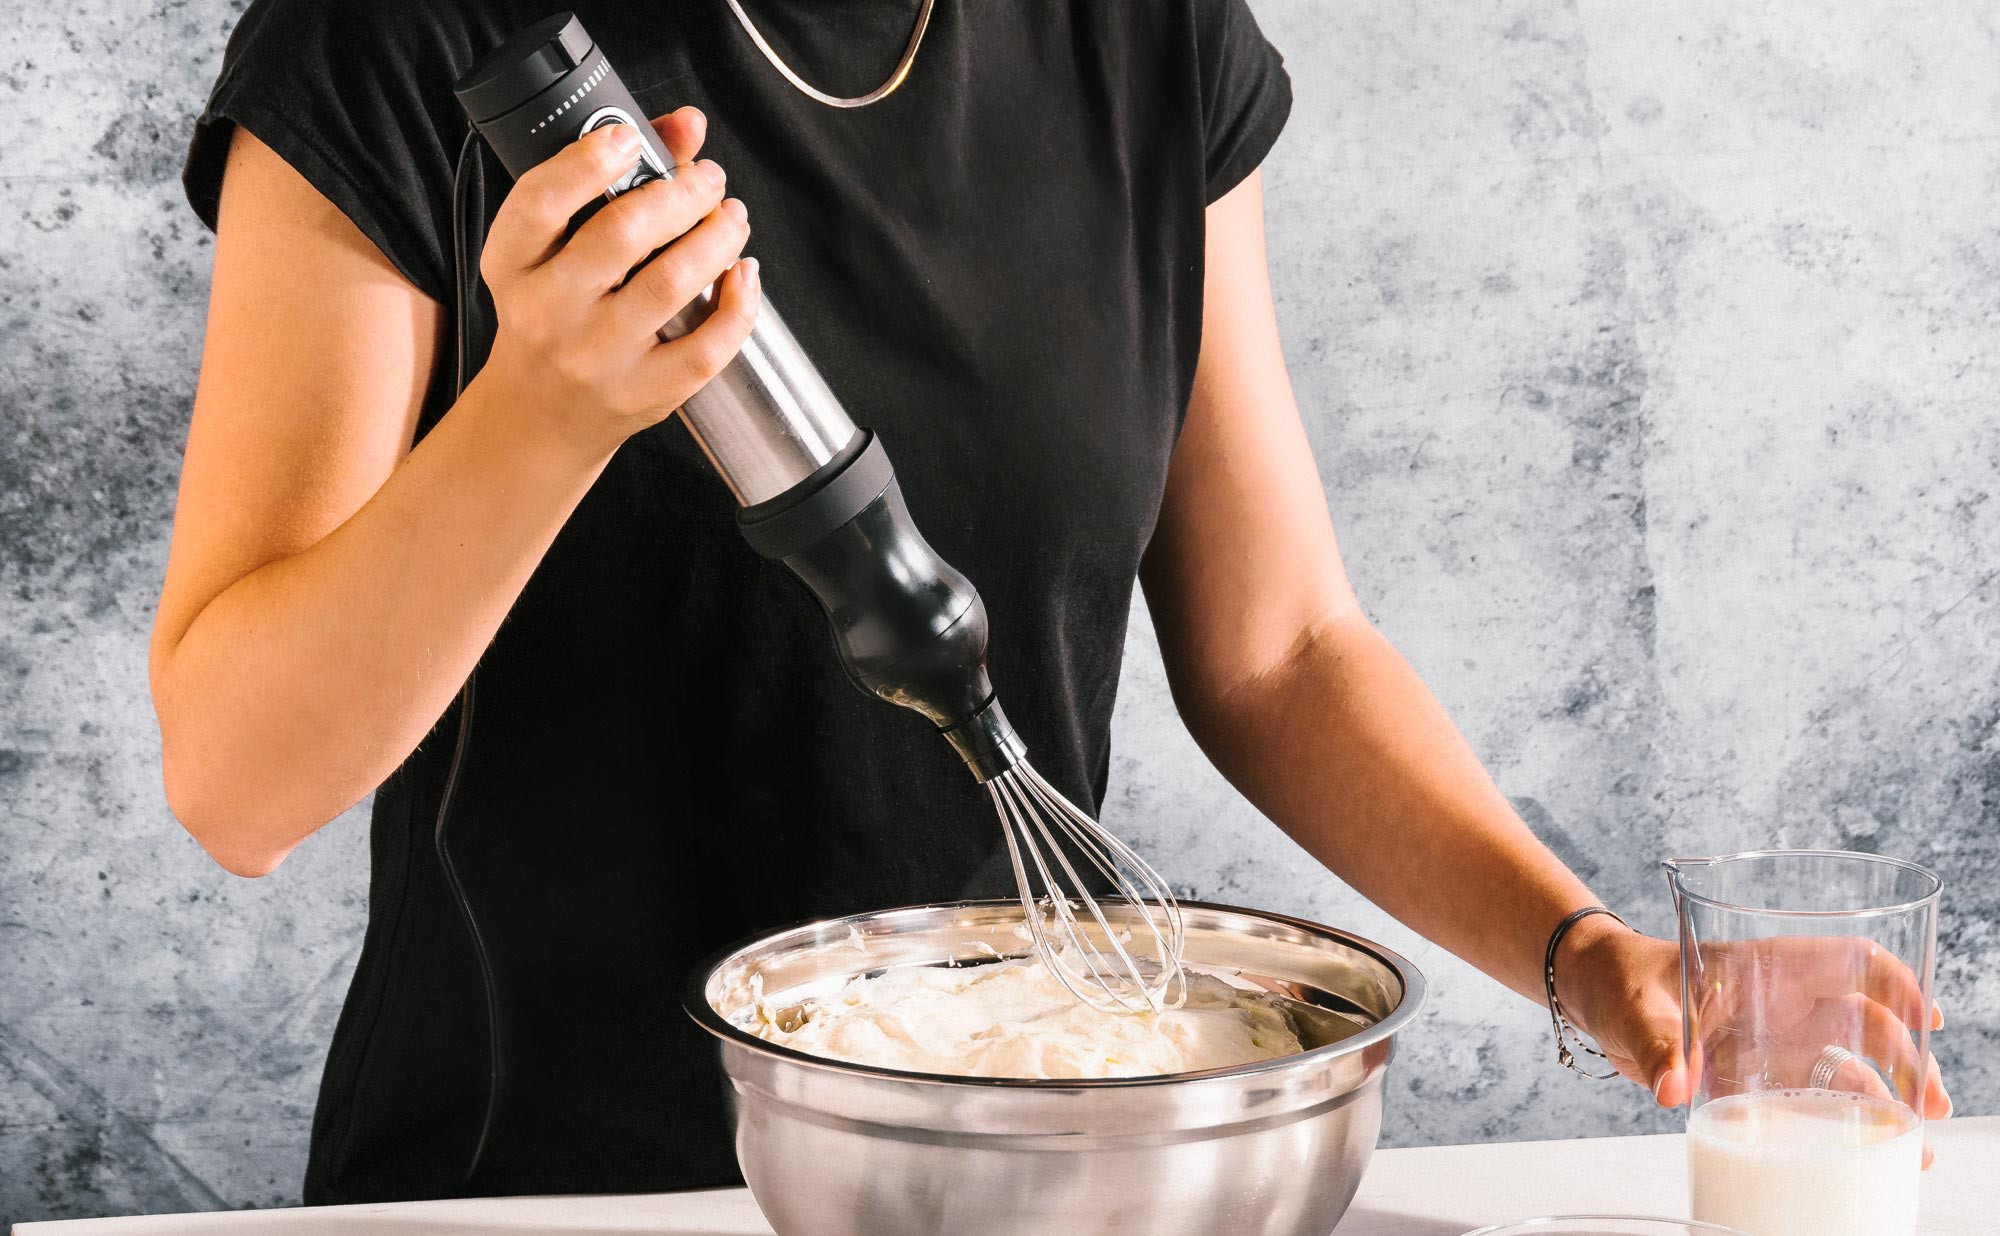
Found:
<box><xmin>1644</xmin><ymin>1034</ymin><xmax>1692</xmax><ymax>1108</ymax></box>
<box><xmin>650</xmin><ymin>106</ymin><xmax>707</xmax><ymax>166</ymax></box>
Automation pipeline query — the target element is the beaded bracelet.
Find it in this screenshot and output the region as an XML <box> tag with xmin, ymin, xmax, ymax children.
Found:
<box><xmin>1543</xmin><ymin>905</ymin><xmax>1628</xmax><ymax>1080</ymax></box>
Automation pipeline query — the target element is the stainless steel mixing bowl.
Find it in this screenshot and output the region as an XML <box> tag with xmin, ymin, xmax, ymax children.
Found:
<box><xmin>684</xmin><ymin>899</ymin><xmax>1426</xmax><ymax>1236</ymax></box>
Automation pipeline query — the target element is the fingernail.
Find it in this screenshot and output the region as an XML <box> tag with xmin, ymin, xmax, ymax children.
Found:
<box><xmin>1652</xmin><ymin>1073</ymin><xmax>1670</xmax><ymax>1104</ymax></box>
<box><xmin>608</xmin><ymin>124</ymin><xmax>642</xmax><ymax>156</ymax></box>
<box><xmin>725</xmin><ymin>197</ymin><xmax>748</xmax><ymax>223</ymax></box>
<box><xmin>699</xmin><ymin>160</ymin><xmax>726</xmax><ymax>187</ymax></box>
<box><xmin>743</xmin><ymin>257</ymin><xmax>760</xmax><ymax>290</ymax></box>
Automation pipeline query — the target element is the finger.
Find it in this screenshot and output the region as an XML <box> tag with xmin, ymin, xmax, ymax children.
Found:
<box><xmin>1726</xmin><ymin>936</ymin><xmax>1927</xmax><ymax>1030</ymax></box>
<box><xmin>1829</xmin><ymin>1052</ymin><xmax>1897</xmax><ymax>1103</ymax></box>
<box><xmin>1804</xmin><ymin>936</ymin><xmax>1928</xmax><ymax>1028</ymax></box>
<box><xmin>1810</xmin><ymin>993</ymin><xmax>1928</xmax><ymax>1106</ymax></box>
<box><xmin>1933</xmin><ymin>1002</ymin><xmax>1945</xmax><ymax>1032</ymax></box>
<box><xmin>1924</xmin><ymin>1053</ymin><xmax>1951</xmax><ymax>1120</ymax></box>
<box><xmin>651</xmin><ymin>106</ymin><xmax>707</xmax><ymax>166</ymax></box>
<box><xmin>636</xmin><ymin>256</ymin><xmax>761</xmax><ymax>404</ymax></box>
<box><xmin>1858</xmin><ymin>944</ymin><xmax>1930</xmax><ymax>1029</ymax></box>
<box><xmin>1651</xmin><ymin>1051</ymin><xmax>1693</xmax><ymax>1108</ymax></box>
<box><xmin>1850</xmin><ymin>993</ymin><xmax>1924</xmax><ymax>1099</ymax></box>
<box><xmin>554</xmin><ymin>161</ymin><xmax>728</xmax><ymax>293</ymax></box>
<box><xmin>1923</xmin><ymin>1140</ymin><xmax>1935</xmax><ymax>1171</ymax></box>
<box><xmin>608</xmin><ymin>199</ymin><xmax>751</xmax><ymax>338</ymax></box>
<box><xmin>1860</xmin><ymin>1000</ymin><xmax>1945</xmax><ymax>1114</ymax></box>
<box><xmin>484</xmin><ymin>123</ymin><xmax>646</xmax><ymax>275</ymax></box>
<box><xmin>1622</xmin><ymin>1015</ymin><xmax>1690</xmax><ymax>1108</ymax></box>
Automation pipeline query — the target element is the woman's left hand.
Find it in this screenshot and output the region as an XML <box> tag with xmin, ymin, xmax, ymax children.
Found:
<box><xmin>1563</xmin><ymin>921</ymin><xmax>1952</xmax><ymax>1167</ymax></box>
<box><xmin>1557</xmin><ymin>922</ymin><xmax>1689</xmax><ymax>1101</ymax></box>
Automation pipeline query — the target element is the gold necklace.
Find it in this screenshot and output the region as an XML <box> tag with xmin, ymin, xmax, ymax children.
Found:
<box><xmin>722</xmin><ymin>0</ymin><xmax>936</xmax><ymax>109</ymax></box>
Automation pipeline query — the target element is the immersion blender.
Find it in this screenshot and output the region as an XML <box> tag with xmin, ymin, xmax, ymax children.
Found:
<box><xmin>455</xmin><ymin>12</ymin><xmax>1024</xmax><ymax>780</ymax></box>
<box><xmin>455</xmin><ymin>15</ymin><xmax>1186</xmax><ymax>1014</ymax></box>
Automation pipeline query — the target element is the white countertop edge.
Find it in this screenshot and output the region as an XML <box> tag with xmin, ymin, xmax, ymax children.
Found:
<box><xmin>13</xmin><ymin>1116</ymin><xmax>1995</xmax><ymax>1234</ymax></box>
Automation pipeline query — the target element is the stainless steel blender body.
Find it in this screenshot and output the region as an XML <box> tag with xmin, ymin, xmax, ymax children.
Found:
<box><xmin>667</xmin><ymin>296</ymin><xmax>859</xmax><ymax>505</ymax></box>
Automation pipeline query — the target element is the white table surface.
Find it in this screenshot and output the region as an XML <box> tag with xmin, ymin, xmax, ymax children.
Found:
<box><xmin>15</xmin><ymin>1116</ymin><xmax>1996</xmax><ymax>1235</ymax></box>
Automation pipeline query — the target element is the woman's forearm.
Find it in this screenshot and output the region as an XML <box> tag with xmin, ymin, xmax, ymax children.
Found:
<box><xmin>152</xmin><ymin>374</ymin><xmax>618</xmax><ymax>874</ymax></box>
<box><xmin>1176</xmin><ymin>610</ymin><xmax>1615</xmax><ymax>1003</ymax></box>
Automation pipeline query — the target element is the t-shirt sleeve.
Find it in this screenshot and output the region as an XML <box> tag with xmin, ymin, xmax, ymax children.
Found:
<box><xmin>1192</xmin><ymin>0</ymin><xmax>1293</xmax><ymax>204</ymax></box>
<box><xmin>181</xmin><ymin>0</ymin><xmax>477</xmax><ymax>301</ymax></box>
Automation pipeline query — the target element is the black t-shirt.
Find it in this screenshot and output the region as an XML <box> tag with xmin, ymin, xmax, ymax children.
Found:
<box><xmin>183</xmin><ymin>0</ymin><xmax>1289</xmax><ymax>1205</ymax></box>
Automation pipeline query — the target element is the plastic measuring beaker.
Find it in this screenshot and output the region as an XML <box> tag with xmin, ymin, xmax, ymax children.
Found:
<box><xmin>1665</xmin><ymin>849</ymin><xmax>1941</xmax><ymax>1236</ymax></box>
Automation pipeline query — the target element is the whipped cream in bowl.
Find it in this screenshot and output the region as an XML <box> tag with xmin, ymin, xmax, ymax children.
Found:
<box><xmin>685</xmin><ymin>899</ymin><xmax>1424</xmax><ymax>1236</ymax></box>
<box><xmin>747</xmin><ymin>954</ymin><xmax>1321</xmax><ymax>1080</ymax></box>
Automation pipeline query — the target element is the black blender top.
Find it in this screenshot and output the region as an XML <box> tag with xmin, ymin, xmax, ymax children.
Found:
<box><xmin>454</xmin><ymin>11</ymin><xmax>599</xmax><ymax>124</ymax></box>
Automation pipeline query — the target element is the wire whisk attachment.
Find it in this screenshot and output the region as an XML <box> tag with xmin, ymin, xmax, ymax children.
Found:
<box><xmin>986</xmin><ymin>760</ymin><xmax>1188</xmax><ymax>1014</ymax></box>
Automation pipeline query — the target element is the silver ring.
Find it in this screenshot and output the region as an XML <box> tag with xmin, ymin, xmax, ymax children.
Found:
<box><xmin>1809</xmin><ymin>1045</ymin><xmax>1857</xmax><ymax>1090</ymax></box>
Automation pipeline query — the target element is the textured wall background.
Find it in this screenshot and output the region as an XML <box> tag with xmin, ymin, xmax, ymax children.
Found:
<box><xmin>2</xmin><ymin>0</ymin><xmax>1996</xmax><ymax>1226</ymax></box>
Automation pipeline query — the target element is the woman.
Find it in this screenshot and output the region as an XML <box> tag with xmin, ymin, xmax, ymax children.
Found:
<box><xmin>153</xmin><ymin>0</ymin><xmax>1945</xmax><ymax>1205</ymax></box>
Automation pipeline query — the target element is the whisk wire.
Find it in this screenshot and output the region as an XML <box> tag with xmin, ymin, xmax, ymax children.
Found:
<box><xmin>1019</xmin><ymin>769</ymin><xmax>1186</xmax><ymax>960</ymax></box>
<box><xmin>985</xmin><ymin>760</ymin><xmax>1187</xmax><ymax>1014</ymax></box>
<box><xmin>1015</xmin><ymin>774</ymin><xmax>1171</xmax><ymax>1012</ymax></box>
<box><xmin>990</xmin><ymin>775</ymin><xmax>1071</xmax><ymax>987</ymax></box>
<box><xmin>994</xmin><ymin>773</ymin><xmax>1129</xmax><ymax>1010</ymax></box>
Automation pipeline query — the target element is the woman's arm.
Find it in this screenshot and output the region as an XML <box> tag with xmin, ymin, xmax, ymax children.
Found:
<box><xmin>1141</xmin><ymin>170</ymin><xmax>1686</xmax><ymax>1097</ymax></box>
<box><xmin>151</xmin><ymin>115</ymin><xmax>756</xmax><ymax>876</ymax></box>
<box><xmin>1149</xmin><ymin>171</ymin><xmax>1952</xmax><ymax>1128</ymax></box>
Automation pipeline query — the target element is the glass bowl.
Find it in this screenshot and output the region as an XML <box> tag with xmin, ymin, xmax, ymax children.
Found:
<box><xmin>1464</xmin><ymin>1219</ymin><xmax>1750</xmax><ymax>1236</ymax></box>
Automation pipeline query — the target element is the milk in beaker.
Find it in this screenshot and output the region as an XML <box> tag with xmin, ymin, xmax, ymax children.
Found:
<box><xmin>1687</xmin><ymin>1089</ymin><xmax>1921</xmax><ymax>1236</ymax></box>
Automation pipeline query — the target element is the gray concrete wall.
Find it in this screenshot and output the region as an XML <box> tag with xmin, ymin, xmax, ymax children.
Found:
<box><xmin>3</xmin><ymin>0</ymin><xmax>1995</xmax><ymax>1224</ymax></box>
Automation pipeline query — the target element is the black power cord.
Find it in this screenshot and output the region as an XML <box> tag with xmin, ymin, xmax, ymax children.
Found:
<box><xmin>436</xmin><ymin>124</ymin><xmax>503</xmax><ymax>1185</ymax></box>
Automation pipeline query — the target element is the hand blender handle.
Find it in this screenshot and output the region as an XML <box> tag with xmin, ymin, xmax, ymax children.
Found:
<box><xmin>454</xmin><ymin>12</ymin><xmax>857</xmax><ymax>505</ymax></box>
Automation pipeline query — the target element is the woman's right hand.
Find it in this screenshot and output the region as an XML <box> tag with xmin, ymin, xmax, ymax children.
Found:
<box><xmin>152</xmin><ymin>112</ymin><xmax>756</xmax><ymax>872</ymax></box>
<box><xmin>475</xmin><ymin>106</ymin><xmax>760</xmax><ymax>457</ymax></box>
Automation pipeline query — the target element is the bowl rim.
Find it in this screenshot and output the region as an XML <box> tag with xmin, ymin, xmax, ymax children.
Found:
<box><xmin>680</xmin><ymin>897</ymin><xmax>1428</xmax><ymax>1090</ymax></box>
